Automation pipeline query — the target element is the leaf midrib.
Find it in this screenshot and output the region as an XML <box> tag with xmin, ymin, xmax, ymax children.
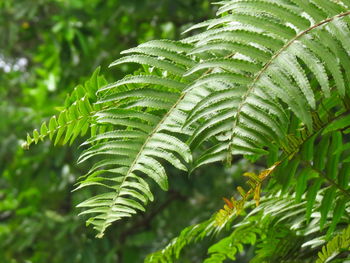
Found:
<box><xmin>100</xmin><ymin>87</ymin><xmax>188</xmax><ymax>234</ymax></box>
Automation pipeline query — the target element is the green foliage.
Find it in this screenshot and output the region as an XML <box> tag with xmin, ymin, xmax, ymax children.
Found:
<box><xmin>316</xmin><ymin>225</ymin><xmax>350</xmax><ymax>263</ymax></box>
<box><xmin>20</xmin><ymin>0</ymin><xmax>350</xmax><ymax>261</ymax></box>
<box><xmin>24</xmin><ymin>67</ymin><xmax>107</xmax><ymax>148</ymax></box>
<box><xmin>149</xmin><ymin>191</ymin><xmax>350</xmax><ymax>262</ymax></box>
<box><xmin>0</xmin><ymin>1</ymin><xmax>216</xmax><ymax>262</ymax></box>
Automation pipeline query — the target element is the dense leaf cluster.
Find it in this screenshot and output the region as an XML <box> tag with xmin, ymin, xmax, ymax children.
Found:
<box><xmin>0</xmin><ymin>1</ymin><xmax>215</xmax><ymax>262</ymax></box>
<box><xmin>25</xmin><ymin>0</ymin><xmax>350</xmax><ymax>262</ymax></box>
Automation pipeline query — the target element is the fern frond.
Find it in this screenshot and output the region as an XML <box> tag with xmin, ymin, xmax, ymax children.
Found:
<box><xmin>144</xmin><ymin>218</ymin><xmax>217</xmax><ymax>263</ymax></box>
<box><xmin>188</xmin><ymin>8</ymin><xmax>350</xmax><ymax>165</ymax></box>
<box><xmin>204</xmin><ymin>223</ymin><xmax>261</xmax><ymax>263</ymax></box>
<box><xmin>147</xmin><ymin>189</ymin><xmax>350</xmax><ymax>263</ymax></box>
<box><xmin>24</xmin><ymin>0</ymin><xmax>350</xmax><ymax>245</ymax></box>
<box><xmin>73</xmin><ymin>40</ymin><xmax>200</xmax><ymax>237</ymax></box>
<box><xmin>23</xmin><ymin>67</ymin><xmax>107</xmax><ymax>149</ymax></box>
<box><xmin>181</xmin><ymin>4</ymin><xmax>350</xmax><ymax>237</ymax></box>
<box><xmin>215</xmin><ymin>162</ymin><xmax>281</xmax><ymax>226</ymax></box>
<box><xmin>316</xmin><ymin>225</ymin><xmax>350</xmax><ymax>263</ymax></box>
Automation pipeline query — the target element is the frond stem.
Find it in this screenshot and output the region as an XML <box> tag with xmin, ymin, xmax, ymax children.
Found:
<box><xmin>102</xmin><ymin>86</ymin><xmax>188</xmax><ymax>232</ymax></box>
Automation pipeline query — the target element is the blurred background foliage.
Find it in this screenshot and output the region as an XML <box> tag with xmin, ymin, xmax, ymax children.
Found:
<box><xmin>0</xmin><ymin>1</ymin><xmax>250</xmax><ymax>262</ymax></box>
